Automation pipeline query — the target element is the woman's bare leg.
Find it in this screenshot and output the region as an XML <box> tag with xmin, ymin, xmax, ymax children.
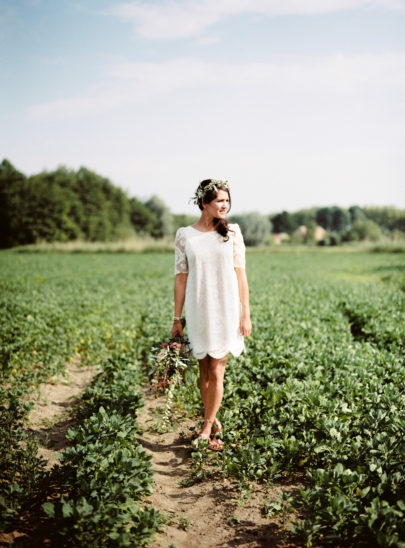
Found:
<box><xmin>198</xmin><ymin>355</ymin><xmax>210</xmax><ymax>410</ymax></box>
<box><xmin>200</xmin><ymin>354</ymin><xmax>228</xmax><ymax>436</ymax></box>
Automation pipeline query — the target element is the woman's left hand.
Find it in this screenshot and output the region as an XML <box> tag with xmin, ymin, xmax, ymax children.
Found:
<box><xmin>240</xmin><ymin>315</ymin><xmax>252</xmax><ymax>337</ymax></box>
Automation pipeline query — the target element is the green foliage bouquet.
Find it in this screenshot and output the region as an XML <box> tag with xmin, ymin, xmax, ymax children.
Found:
<box><xmin>149</xmin><ymin>336</ymin><xmax>196</xmax><ymax>426</ymax></box>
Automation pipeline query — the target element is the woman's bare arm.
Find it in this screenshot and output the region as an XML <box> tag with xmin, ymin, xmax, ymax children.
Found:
<box><xmin>172</xmin><ymin>273</ymin><xmax>188</xmax><ymax>337</ymax></box>
<box><xmin>235</xmin><ymin>267</ymin><xmax>252</xmax><ymax>337</ymax></box>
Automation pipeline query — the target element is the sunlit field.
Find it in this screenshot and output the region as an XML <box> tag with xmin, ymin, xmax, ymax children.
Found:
<box><xmin>1</xmin><ymin>251</ymin><xmax>404</xmax><ymax>546</ymax></box>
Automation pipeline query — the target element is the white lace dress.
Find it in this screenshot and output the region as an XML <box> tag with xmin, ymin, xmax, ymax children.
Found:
<box><xmin>174</xmin><ymin>223</ymin><xmax>246</xmax><ymax>360</ymax></box>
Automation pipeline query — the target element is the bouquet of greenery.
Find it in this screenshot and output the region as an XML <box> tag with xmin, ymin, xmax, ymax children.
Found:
<box><xmin>149</xmin><ymin>335</ymin><xmax>196</xmax><ymax>426</ymax></box>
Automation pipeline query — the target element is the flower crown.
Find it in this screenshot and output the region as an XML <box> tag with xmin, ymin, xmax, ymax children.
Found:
<box><xmin>191</xmin><ymin>179</ymin><xmax>230</xmax><ymax>205</ymax></box>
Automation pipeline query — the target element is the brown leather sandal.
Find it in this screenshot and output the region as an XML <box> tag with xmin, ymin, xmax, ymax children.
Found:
<box><xmin>192</xmin><ymin>418</ymin><xmax>213</xmax><ymax>449</ymax></box>
<box><xmin>192</xmin><ymin>433</ymin><xmax>210</xmax><ymax>449</ymax></box>
<box><xmin>210</xmin><ymin>418</ymin><xmax>224</xmax><ymax>451</ymax></box>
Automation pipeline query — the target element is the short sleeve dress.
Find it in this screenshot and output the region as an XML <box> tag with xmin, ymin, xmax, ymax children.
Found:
<box><xmin>174</xmin><ymin>223</ymin><xmax>246</xmax><ymax>360</ymax></box>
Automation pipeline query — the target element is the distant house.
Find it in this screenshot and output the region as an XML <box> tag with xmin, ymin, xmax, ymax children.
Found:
<box><xmin>292</xmin><ymin>225</ymin><xmax>327</xmax><ymax>242</ymax></box>
<box><xmin>314</xmin><ymin>225</ymin><xmax>326</xmax><ymax>242</ymax></box>
<box><xmin>293</xmin><ymin>225</ymin><xmax>307</xmax><ymax>239</ymax></box>
<box><xmin>272</xmin><ymin>232</ymin><xmax>290</xmax><ymax>245</ymax></box>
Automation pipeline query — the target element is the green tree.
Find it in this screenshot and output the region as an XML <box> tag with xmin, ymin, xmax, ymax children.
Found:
<box><xmin>347</xmin><ymin>219</ymin><xmax>382</xmax><ymax>241</ymax></box>
<box><xmin>348</xmin><ymin>205</ymin><xmax>366</xmax><ymax>223</ymax></box>
<box><xmin>76</xmin><ymin>168</ymin><xmax>112</xmax><ymax>240</ymax></box>
<box><xmin>74</xmin><ymin>167</ymin><xmax>132</xmax><ymax>241</ymax></box>
<box><xmin>231</xmin><ymin>213</ymin><xmax>271</xmax><ymax>246</ymax></box>
<box><xmin>172</xmin><ymin>214</ymin><xmax>199</xmax><ymax>233</ymax></box>
<box><xmin>362</xmin><ymin>206</ymin><xmax>405</xmax><ymax>232</ymax></box>
<box><xmin>330</xmin><ymin>206</ymin><xmax>350</xmax><ymax>233</ymax></box>
<box><xmin>145</xmin><ymin>195</ymin><xmax>173</xmax><ymax>238</ymax></box>
<box><xmin>129</xmin><ymin>197</ymin><xmax>158</xmax><ymax>235</ymax></box>
<box><xmin>316</xmin><ymin>206</ymin><xmax>350</xmax><ymax>233</ymax></box>
<box><xmin>316</xmin><ymin>207</ymin><xmax>333</xmax><ymax>230</ymax></box>
<box><xmin>271</xmin><ymin>211</ymin><xmax>296</xmax><ymax>234</ymax></box>
<box><xmin>0</xmin><ymin>160</ymin><xmax>134</xmax><ymax>247</ymax></box>
<box><xmin>26</xmin><ymin>171</ymin><xmax>84</xmax><ymax>242</ymax></box>
<box><xmin>0</xmin><ymin>159</ymin><xmax>26</xmax><ymax>247</ymax></box>
<box><xmin>291</xmin><ymin>208</ymin><xmax>317</xmax><ymax>228</ymax></box>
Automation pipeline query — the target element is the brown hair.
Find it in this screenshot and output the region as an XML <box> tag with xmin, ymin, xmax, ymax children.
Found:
<box><xmin>195</xmin><ymin>179</ymin><xmax>232</xmax><ymax>241</ymax></box>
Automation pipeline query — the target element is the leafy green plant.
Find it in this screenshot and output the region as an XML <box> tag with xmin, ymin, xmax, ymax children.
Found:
<box><xmin>47</xmin><ymin>351</ymin><xmax>162</xmax><ymax>546</ymax></box>
<box><xmin>1</xmin><ymin>250</ymin><xmax>404</xmax><ymax>546</ymax></box>
<box><xmin>263</xmin><ymin>491</ymin><xmax>296</xmax><ymax>529</ymax></box>
<box><xmin>0</xmin><ymin>396</ymin><xmax>48</xmax><ymax>529</ymax></box>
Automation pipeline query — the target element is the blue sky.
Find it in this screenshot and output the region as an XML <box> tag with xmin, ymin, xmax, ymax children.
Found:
<box><xmin>1</xmin><ymin>0</ymin><xmax>405</xmax><ymax>214</ymax></box>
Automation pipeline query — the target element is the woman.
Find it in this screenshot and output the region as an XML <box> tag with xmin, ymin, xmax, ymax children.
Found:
<box><xmin>171</xmin><ymin>179</ymin><xmax>252</xmax><ymax>450</ymax></box>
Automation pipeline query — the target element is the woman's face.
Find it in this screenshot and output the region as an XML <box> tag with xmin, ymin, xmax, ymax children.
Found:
<box><xmin>203</xmin><ymin>189</ymin><xmax>230</xmax><ymax>219</ymax></box>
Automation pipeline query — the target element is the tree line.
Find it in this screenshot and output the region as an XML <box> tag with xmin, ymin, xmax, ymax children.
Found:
<box><xmin>1</xmin><ymin>159</ymin><xmax>404</xmax><ymax>248</ymax></box>
<box><xmin>0</xmin><ymin>159</ymin><xmax>174</xmax><ymax>248</ymax></box>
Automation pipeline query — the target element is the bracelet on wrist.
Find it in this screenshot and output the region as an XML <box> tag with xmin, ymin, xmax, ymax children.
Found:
<box><xmin>173</xmin><ymin>316</ymin><xmax>184</xmax><ymax>322</ymax></box>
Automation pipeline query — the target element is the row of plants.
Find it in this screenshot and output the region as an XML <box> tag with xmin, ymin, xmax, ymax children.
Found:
<box><xmin>163</xmin><ymin>252</ymin><xmax>405</xmax><ymax>546</ymax></box>
<box><xmin>0</xmin><ymin>394</ymin><xmax>47</xmax><ymax>529</ymax></box>
<box><xmin>1</xmin><ymin>250</ymin><xmax>404</xmax><ymax>546</ymax></box>
<box><xmin>0</xmin><ymin>357</ymin><xmax>160</xmax><ymax>546</ymax></box>
<box><xmin>0</xmin><ymin>253</ymin><xmax>166</xmax><ymax>544</ymax></box>
<box><xmin>43</xmin><ymin>352</ymin><xmax>160</xmax><ymax>546</ymax></box>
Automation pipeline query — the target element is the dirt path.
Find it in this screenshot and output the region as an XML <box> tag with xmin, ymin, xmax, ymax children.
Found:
<box><xmin>138</xmin><ymin>385</ymin><xmax>299</xmax><ymax>548</ymax></box>
<box><xmin>26</xmin><ymin>358</ymin><xmax>98</xmax><ymax>468</ymax></box>
<box><xmin>0</xmin><ymin>360</ymin><xmax>98</xmax><ymax>547</ymax></box>
<box><xmin>4</xmin><ymin>363</ymin><xmax>299</xmax><ymax>547</ymax></box>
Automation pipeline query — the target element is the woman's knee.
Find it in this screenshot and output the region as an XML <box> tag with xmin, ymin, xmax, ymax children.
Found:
<box><xmin>208</xmin><ymin>361</ymin><xmax>226</xmax><ymax>383</ymax></box>
<box><xmin>199</xmin><ymin>375</ymin><xmax>209</xmax><ymax>389</ymax></box>
<box><xmin>199</xmin><ymin>360</ymin><xmax>210</xmax><ymax>383</ymax></box>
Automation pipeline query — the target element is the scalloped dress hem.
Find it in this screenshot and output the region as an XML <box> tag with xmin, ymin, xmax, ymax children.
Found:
<box><xmin>193</xmin><ymin>344</ymin><xmax>245</xmax><ymax>360</ymax></box>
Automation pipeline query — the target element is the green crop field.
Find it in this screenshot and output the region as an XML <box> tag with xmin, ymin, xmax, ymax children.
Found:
<box><xmin>1</xmin><ymin>250</ymin><xmax>404</xmax><ymax>546</ymax></box>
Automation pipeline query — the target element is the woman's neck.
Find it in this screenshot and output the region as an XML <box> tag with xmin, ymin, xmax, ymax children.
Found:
<box><xmin>194</xmin><ymin>211</ymin><xmax>215</xmax><ymax>231</ymax></box>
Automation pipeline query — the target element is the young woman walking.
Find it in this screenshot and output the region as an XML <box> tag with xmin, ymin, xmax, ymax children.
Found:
<box><xmin>172</xmin><ymin>179</ymin><xmax>252</xmax><ymax>450</ymax></box>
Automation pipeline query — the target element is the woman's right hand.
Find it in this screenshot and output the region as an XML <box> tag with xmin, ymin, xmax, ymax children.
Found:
<box><xmin>171</xmin><ymin>320</ymin><xmax>184</xmax><ymax>338</ymax></box>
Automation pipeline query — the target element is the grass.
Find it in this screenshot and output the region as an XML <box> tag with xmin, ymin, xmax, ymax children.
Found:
<box><xmin>10</xmin><ymin>236</ymin><xmax>174</xmax><ymax>254</ymax></box>
<box><xmin>7</xmin><ymin>237</ymin><xmax>405</xmax><ymax>254</ymax></box>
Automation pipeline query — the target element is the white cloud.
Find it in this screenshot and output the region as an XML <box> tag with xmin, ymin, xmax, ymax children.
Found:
<box><xmin>105</xmin><ymin>0</ymin><xmax>405</xmax><ymax>40</ymax></box>
<box><xmin>23</xmin><ymin>49</ymin><xmax>405</xmax><ymax>211</ymax></box>
<box><xmin>194</xmin><ymin>34</ymin><xmax>221</xmax><ymax>46</ymax></box>
<box><xmin>28</xmin><ymin>51</ymin><xmax>405</xmax><ymax>121</ymax></box>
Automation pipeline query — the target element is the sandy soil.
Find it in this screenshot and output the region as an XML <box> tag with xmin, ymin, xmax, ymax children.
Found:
<box><xmin>138</xmin><ymin>385</ymin><xmax>301</xmax><ymax>548</ymax></box>
<box><xmin>0</xmin><ymin>359</ymin><xmax>98</xmax><ymax>547</ymax></box>
<box><xmin>26</xmin><ymin>357</ymin><xmax>97</xmax><ymax>469</ymax></box>
<box><xmin>2</xmin><ymin>364</ymin><xmax>301</xmax><ymax>547</ymax></box>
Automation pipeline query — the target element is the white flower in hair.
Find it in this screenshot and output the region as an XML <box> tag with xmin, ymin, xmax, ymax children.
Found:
<box><xmin>191</xmin><ymin>180</ymin><xmax>230</xmax><ymax>205</ymax></box>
